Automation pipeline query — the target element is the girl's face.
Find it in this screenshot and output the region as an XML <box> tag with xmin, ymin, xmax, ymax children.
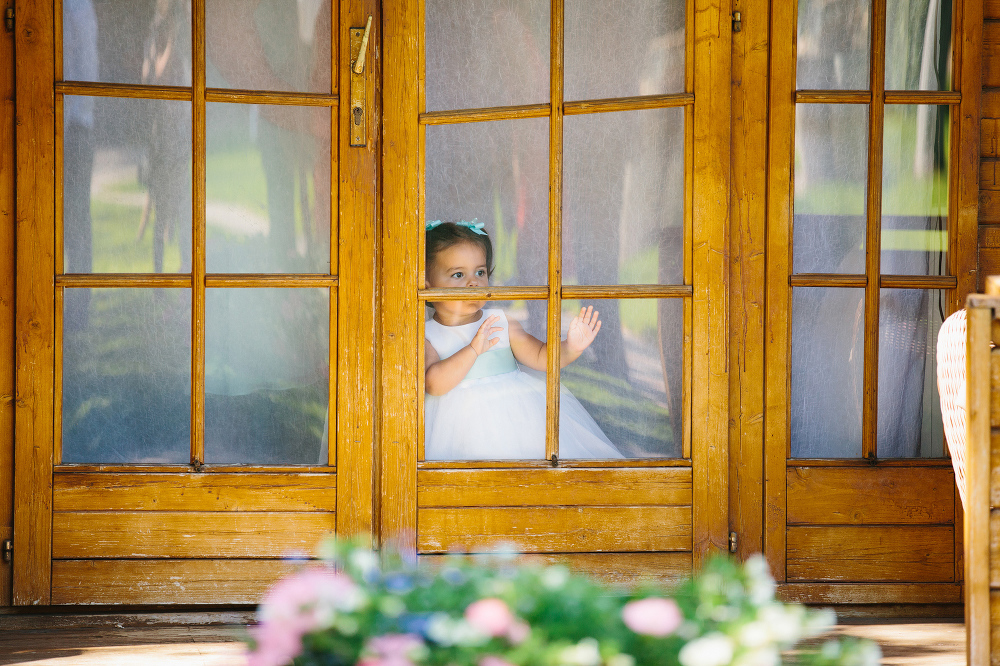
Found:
<box><xmin>426</xmin><ymin>241</ymin><xmax>489</xmax><ymax>322</ymax></box>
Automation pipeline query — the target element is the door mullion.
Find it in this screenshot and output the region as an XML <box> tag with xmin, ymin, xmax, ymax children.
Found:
<box><xmin>190</xmin><ymin>0</ymin><xmax>207</xmax><ymax>468</ymax></box>
<box><xmin>861</xmin><ymin>0</ymin><xmax>887</xmax><ymax>462</ymax></box>
<box><xmin>545</xmin><ymin>0</ymin><xmax>564</xmax><ymax>464</ymax></box>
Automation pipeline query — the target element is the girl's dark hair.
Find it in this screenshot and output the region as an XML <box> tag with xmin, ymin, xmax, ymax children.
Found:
<box><xmin>425</xmin><ymin>222</ymin><xmax>494</xmax><ymax>276</ymax></box>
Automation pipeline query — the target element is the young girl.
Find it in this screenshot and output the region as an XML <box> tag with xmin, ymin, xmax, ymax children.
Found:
<box><xmin>424</xmin><ymin>220</ymin><xmax>622</xmax><ymax>460</ymax></box>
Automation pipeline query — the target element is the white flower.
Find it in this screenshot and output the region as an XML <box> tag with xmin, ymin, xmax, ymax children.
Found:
<box><xmin>802</xmin><ymin>608</ymin><xmax>836</xmax><ymax>637</ymax></box>
<box><xmin>559</xmin><ymin>638</ymin><xmax>602</xmax><ymax>666</ymax></box>
<box><xmin>678</xmin><ymin>633</ymin><xmax>735</xmax><ymax>666</ymax></box>
<box><xmin>541</xmin><ymin>566</ymin><xmax>570</xmax><ymax>590</ymax></box>
<box><xmin>737</xmin><ymin>621</ymin><xmax>770</xmax><ymax>649</ymax></box>
<box><xmin>349</xmin><ymin>549</ymin><xmax>380</xmax><ymax>577</ymax></box>
<box><xmin>757</xmin><ymin>603</ymin><xmax>804</xmax><ymax>644</ymax></box>
<box><xmin>732</xmin><ymin>647</ymin><xmax>779</xmax><ymax>666</ymax></box>
<box><xmin>426</xmin><ymin>613</ymin><xmax>488</xmax><ymax>647</ymax></box>
<box><xmin>607</xmin><ymin>653</ymin><xmax>636</xmax><ymax>666</ymax></box>
<box><xmin>743</xmin><ymin>555</ymin><xmax>776</xmax><ymax>605</ymax></box>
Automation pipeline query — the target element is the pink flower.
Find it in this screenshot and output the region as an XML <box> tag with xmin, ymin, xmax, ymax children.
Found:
<box><xmin>465</xmin><ymin>598</ymin><xmax>515</xmax><ymax>637</ymax></box>
<box><xmin>622</xmin><ymin>597</ymin><xmax>683</xmax><ymax>637</ymax></box>
<box><xmin>480</xmin><ymin>656</ymin><xmax>518</xmax><ymax>666</ymax></box>
<box><xmin>507</xmin><ymin>620</ymin><xmax>530</xmax><ymax>644</ymax></box>
<box><xmin>364</xmin><ymin>633</ymin><xmax>426</xmax><ymax>666</ymax></box>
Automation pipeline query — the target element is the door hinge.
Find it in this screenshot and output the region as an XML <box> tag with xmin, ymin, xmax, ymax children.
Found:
<box><xmin>728</xmin><ymin>531</ymin><xmax>738</xmax><ymax>553</ymax></box>
<box><xmin>732</xmin><ymin>10</ymin><xmax>741</xmax><ymax>33</ymax></box>
<box><xmin>2</xmin><ymin>539</ymin><xmax>11</xmax><ymax>563</ymax></box>
<box><xmin>4</xmin><ymin>7</ymin><xmax>13</xmax><ymax>34</ymax></box>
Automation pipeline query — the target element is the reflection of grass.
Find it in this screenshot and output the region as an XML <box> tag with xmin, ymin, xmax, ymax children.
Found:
<box><xmin>206</xmin><ymin>149</ymin><xmax>268</xmax><ymax>212</ymax></box>
<box><xmin>618</xmin><ymin>246</ymin><xmax>659</xmax><ymax>284</ymax></box>
<box><xmin>562</xmin><ymin>363</ymin><xmax>675</xmax><ymax>457</ymax></box>
<box><xmin>89</xmin><ymin>200</ymin><xmax>183</xmax><ymax>273</ymax></box>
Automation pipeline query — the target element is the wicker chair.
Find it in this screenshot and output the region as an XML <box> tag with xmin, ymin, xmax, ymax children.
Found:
<box><xmin>936</xmin><ymin>308</ymin><xmax>967</xmax><ymax>509</ymax></box>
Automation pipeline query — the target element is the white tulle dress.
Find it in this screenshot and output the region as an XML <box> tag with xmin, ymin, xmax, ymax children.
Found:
<box><xmin>424</xmin><ymin>308</ymin><xmax>623</xmax><ymax>460</ymax></box>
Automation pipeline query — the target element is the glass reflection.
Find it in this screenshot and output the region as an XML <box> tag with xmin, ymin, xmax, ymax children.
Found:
<box><xmin>796</xmin><ymin>0</ymin><xmax>870</xmax><ymax>90</ymax></box>
<box><xmin>205</xmin><ymin>288</ymin><xmax>330</xmax><ymax>464</ymax></box>
<box><xmin>206</xmin><ymin>0</ymin><xmax>332</xmax><ymax>93</ymax></box>
<box><xmin>793</xmin><ymin>104</ymin><xmax>868</xmax><ymax>274</ymax></box>
<box><xmin>206</xmin><ymin>103</ymin><xmax>331</xmax><ymax>274</ymax></box>
<box><xmin>64</xmin><ymin>96</ymin><xmax>192</xmax><ymax>274</ymax></box>
<box><xmin>881</xmin><ymin>105</ymin><xmax>949</xmax><ymax>276</ymax></box>
<box><xmin>64</xmin><ymin>0</ymin><xmax>191</xmax><ymax>87</ymax></box>
<box><xmin>62</xmin><ymin>288</ymin><xmax>191</xmax><ymax>464</ymax></box>
<box><xmin>885</xmin><ymin>0</ymin><xmax>952</xmax><ymax>91</ymax></box>
<box><xmin>791</xmin><ymin>287</ymin><xmax>864</xmax><ymax>458</ymax></box>
<box><xmin>425</xmin><ymin>0</ymin><xmax>549</xmax><ymax>111</ymax></box>
<box><xmin>560</xmin><ymin>298</ymin><xmax>682</xmax><ymax>458</ymax></box>
<box><xmin>425</xmin><ymin>119</ymin><xmax>549</xmax><ymax>287</ymax></box>
<box><xmin>877</xmin><ymin>289</ymin><xmax>945</xmax><ymax>458</ymax></box>
<box><xmin>565</xmin><ymin>0</ymin><xmax>684</xmax><ymax>100</ymax></box>
<box><xmin>563</xmin><ymin>108</ymin><xmax>684</xmax><ymax>286</ymax></box>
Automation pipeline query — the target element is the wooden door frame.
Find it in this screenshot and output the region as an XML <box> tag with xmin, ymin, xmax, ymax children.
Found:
<box><xmin>380</xmin><ymin>0</ymin><xmax>732</xmax><ymax>561</ymax></box>
<box><xmin>1</xmin><ymin>0</ymin><xmax>16</xmax><ymax>608</ymax></box>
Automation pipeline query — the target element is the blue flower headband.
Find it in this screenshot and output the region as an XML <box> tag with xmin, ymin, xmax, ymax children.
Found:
<box><xmin>425</xmin><ymin>219</ymin><xmax>487</xmax><ymax>236</ymax></box>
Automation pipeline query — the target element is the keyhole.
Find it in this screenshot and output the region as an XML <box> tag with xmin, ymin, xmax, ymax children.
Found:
<box><xmin>353</xmin><ymin>107</ymin><xmax>363</xmax><ymax>125</ymax></box>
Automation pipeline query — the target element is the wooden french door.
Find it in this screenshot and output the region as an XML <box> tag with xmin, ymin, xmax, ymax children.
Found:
<box><xmin>761</xmin><ymin>0</ymin><xmax>980</xmax><ymax>606</ymax></box>
<box><xmin>380</xmin><ymin>0</ymin><xmax>730</xmax><ymax>576</ymax></box>
<box><xmin>13</xmin><ymin>0</ymin><xmax>377</xmax><ymax>605</ymax></box>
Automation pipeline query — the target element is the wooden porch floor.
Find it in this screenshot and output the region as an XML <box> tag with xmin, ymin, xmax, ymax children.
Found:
<box><xmin>0</xmin><ymin>618</ymin><xmax>966</xmax><ymax>665</ymax></box>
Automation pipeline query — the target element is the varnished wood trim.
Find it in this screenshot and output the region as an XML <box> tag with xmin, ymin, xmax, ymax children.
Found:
<box><xmin>52</xmin><ymin>511</ymin><xmax>336</xmax><ymax>558</ymax></box>
<box><xmin>204</xmin><ymin>88</ymin><xmax>338</xmax><ymax>106</ymax></box>
<box><xmin>54</xmin><ymin>464</ymin><xmax>334</xmax><ymax>473</ymax></box>
<box><xmin>52</xmin><ymin>559</ymin><xmax>297</xmax><ymax>605</ymax></box>
<box><xmin>55</xmin><ymin>81</ymin><xmax>192</xmax><ymax>101</ymax></box>
<box><xmin>56</xmin><ymin>274</ymin><xmax>192</xmax><ymax>288</ymax></box>
<box><xmin>777</xmin><ymin>582</ymin><xmax>962</xmax><ymax>604</ymax></box>
<box><xmin>417</xmin><ymin>459</ymin><xmax>692</xmax><ymax>469</ymax></box>
<box><xmin>879</xmin><ymin>275</ymin><xmax>958</xmax><ymax>289</ymax></box>
<box><xmin>546</xmin><ymin>0</ymin><xmax>565</xmax><ymax>463</ymax></box>
<box><xmin>862</xmin><ymin>0</ymin><xmax>887</xmax><ymax>462</ymax></box>
<box><xmin>789</xmin><ymin>274</ymin><xmax>867</xmax><ymax>288</ymax></box>
<box><xmin>417</xmin><ymin>468</ymin><xmax>692</xmax><ymax>507</ymax></box>
<box><xmin>14</xmin><ymin>0</ymin><xmax>56</xmax><ymax>606</ymax></box>
<box><xmin>418</xmin><ymin>286</ymin><xmax>549</xmax><ymax>301</ymax></box>
<box><xmin>786</xmin><ymin>459</ymin><xmax>952</xmax><ymax>467</ymax></box>
<box><xmin>967</xmin><ymin>305</ymin><xmax>992</xmax><ymax>664</ymax></box>
<box><xmin>955</xmin><ymin>0</ymin><xmax>983</xmax><ymax>306</ymax></box>
<box><xmin>0</xmin><ymin>0</ymin><xmax>15</xmax><ymax>606</ymax></box>
<box><xmin>53</xmin><ymin>289</ymin><xmax>63</xmax><ymax>467</ymax></box>
<box><xmin>191</xmin><ymin>0</ymin><xmax>207</xmax><ymax>468</ymax></box>
<box><xmin>563</xmin><ymin>93</ymin><xmax>694</xmax><ymax>115</ymax></box>
<box><xmin>794</xmin><ymin>90</ymin><xmax>871</xmax><ymax>104</ymax></box>
<box><xmin>561</xmin><ymin>285</ymin><xmax>692</xmax><ymax>299</ymax></box>
<box><xmin>53</xmin><ymin>472</ymin><xmax>337</xmax><ymax>511</ymax></box>
<box><xmin>883</xmin><ymin>90</ymin><xmax>961</xmax><ymax>105</ymax></box>
<box><xmin>419</xmin><ymin>104</ymin><xmax>550</xmax><ymax>125</ymax></box>
<box><xmin>204</xmin><ymin>274</ymin><xmax>339</xmax><ymax>288</ymax></box>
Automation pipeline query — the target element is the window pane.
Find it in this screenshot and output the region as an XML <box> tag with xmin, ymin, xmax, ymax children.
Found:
<box><xmin>425</xmin><ymin>0</ymin><xmax>549</xmax><ymax>111</ymax></box>
<box><xmin>424</xmin><ymin>301</ymin><xmax>548</xmax><ymax>461</ymax></box>
<box><xmin>885</xmin><ymin>0</ymin><xmax>952</xmax><ymax>91</ymax></box>
<box><xmin>563</xmin><ymin>108</ymin><xmax>684</xmax><ymax>285</ymax></box>
<box><xmin>205</xmin><ymin>288</ymin><xmax>330</xmax><ymax>464</ymax></box>
<box><xmin>425</xmin><ymin>119</ymin><xmax>549</xmax><ymax>287</ymax></box>
<box><xmin>791</xmin><ymin>287</ymin><xmax>864</xmax><ymax>458</ymax></box>
<box><xmin>64</xmin><ymin>0</ymin><xmax>191</xmax><ymax>87</ymax></box>
<box><xmin>564</xmin><ymin>0</ymin><xmax>684</xmax><ymax>100</ymax></box>
<box><xmin>64</xmin><ymin>96</ymin><xmax>192</xmax><ymax>274</ymax></box>
<box><xmin>793</xmin><ymin>103</ymin><xmax>868</xmax><ymax>274</ymax></box>
<box><xmin>560</xmin><ymin>298</ymin><xmax>682</xmax><ymax>459</ymax></box>
<box><xmin>881</xmin><ymin>105</ymin><xmax>949</xmax><ymax>276</ymax></box>
<box><xmin>205</xmin><ymin>0</ymin><xmax>331</xmax><ymax>93</ymax></box>
<box><xmin>206</xmin><ymin>103</ymin><xmax>332</xmax><ymax>274</ymax></box>
<box><xmin>796</xmin><ymin>0</ymin><xmax>870</xmax><ymax>90</ymax></box>
<box><xmin>877</xmin><ymin>289</ymin><xmax>945</xmax><ymax>458</ymax></box>
<box><xmin>62</xmin><ymin>288</ymin><xmax>191</xmax><ymax>464</ymax></box>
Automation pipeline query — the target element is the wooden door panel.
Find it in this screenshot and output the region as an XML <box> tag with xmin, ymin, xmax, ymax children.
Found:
<box><xmin>786</xmin><ymin>467</ymin><xmax>955</xmax><ymax>525</ymax></box>
<box><xmin>786</xmin><ymin>525</ymin><xmax>954</xmax><ymax>582</ymax></box>
<box><xmin>417</xmin><ymin>506</ymin><xmax>691</xmax><ymax>554</ymax></box>
<box><xmin>53</xmin><ymin>473</ymin><xmax>337</xmax><ymax>511</ymax></box>
<box><xmin>53</xmin><ymin>512</ymin><xmax>335</xmax><ymax>558</ymax></box>
<box><xmin>417</xmin><ymin>468</ymin><xmax>692</xmax><ymax>507</ymax></box>
<box><xmin>51</xmin><ymin>559</ymin><xmax>298</xmax><ymax>604</ymax></box>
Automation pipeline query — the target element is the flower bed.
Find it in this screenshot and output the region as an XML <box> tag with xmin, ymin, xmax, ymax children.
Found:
<box><xmin>245</xmin><ymin>540</ymin><xmax>879</xmax><ymax>666</ymax></box>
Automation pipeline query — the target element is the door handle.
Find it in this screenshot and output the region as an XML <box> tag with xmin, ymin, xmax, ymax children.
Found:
<box><xmin>350</xmin><ymin>16</ymin><xmax>372</xmax><ymax>147</ymax></box>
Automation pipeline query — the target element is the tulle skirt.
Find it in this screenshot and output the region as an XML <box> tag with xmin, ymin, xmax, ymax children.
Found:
<box><xmin>424</xmin><ymin>370</ymin><xmax>622</xmax><ymax>460</ymax></box>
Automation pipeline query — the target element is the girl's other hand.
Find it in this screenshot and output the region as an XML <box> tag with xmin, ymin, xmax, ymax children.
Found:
<box><xmin>566</xmin><ymin>306</ymin><xmax>602</xmax><ymax>354</ymax></box>
<box><xmin>469</xmin><ymin>314</ymin><xmax>502</xmax><ymax>356</ymax></box>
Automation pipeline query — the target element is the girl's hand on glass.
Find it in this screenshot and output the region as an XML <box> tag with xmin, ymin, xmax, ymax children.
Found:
<box><xmin>566</xmin><ymin>306</ymin><xmax>602</xmax><ymax>354</ymax></box>
<box><xmin>469</xmin><ymin>314</ymin><xmax>502</xmax><ymax>356</ymax></box>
